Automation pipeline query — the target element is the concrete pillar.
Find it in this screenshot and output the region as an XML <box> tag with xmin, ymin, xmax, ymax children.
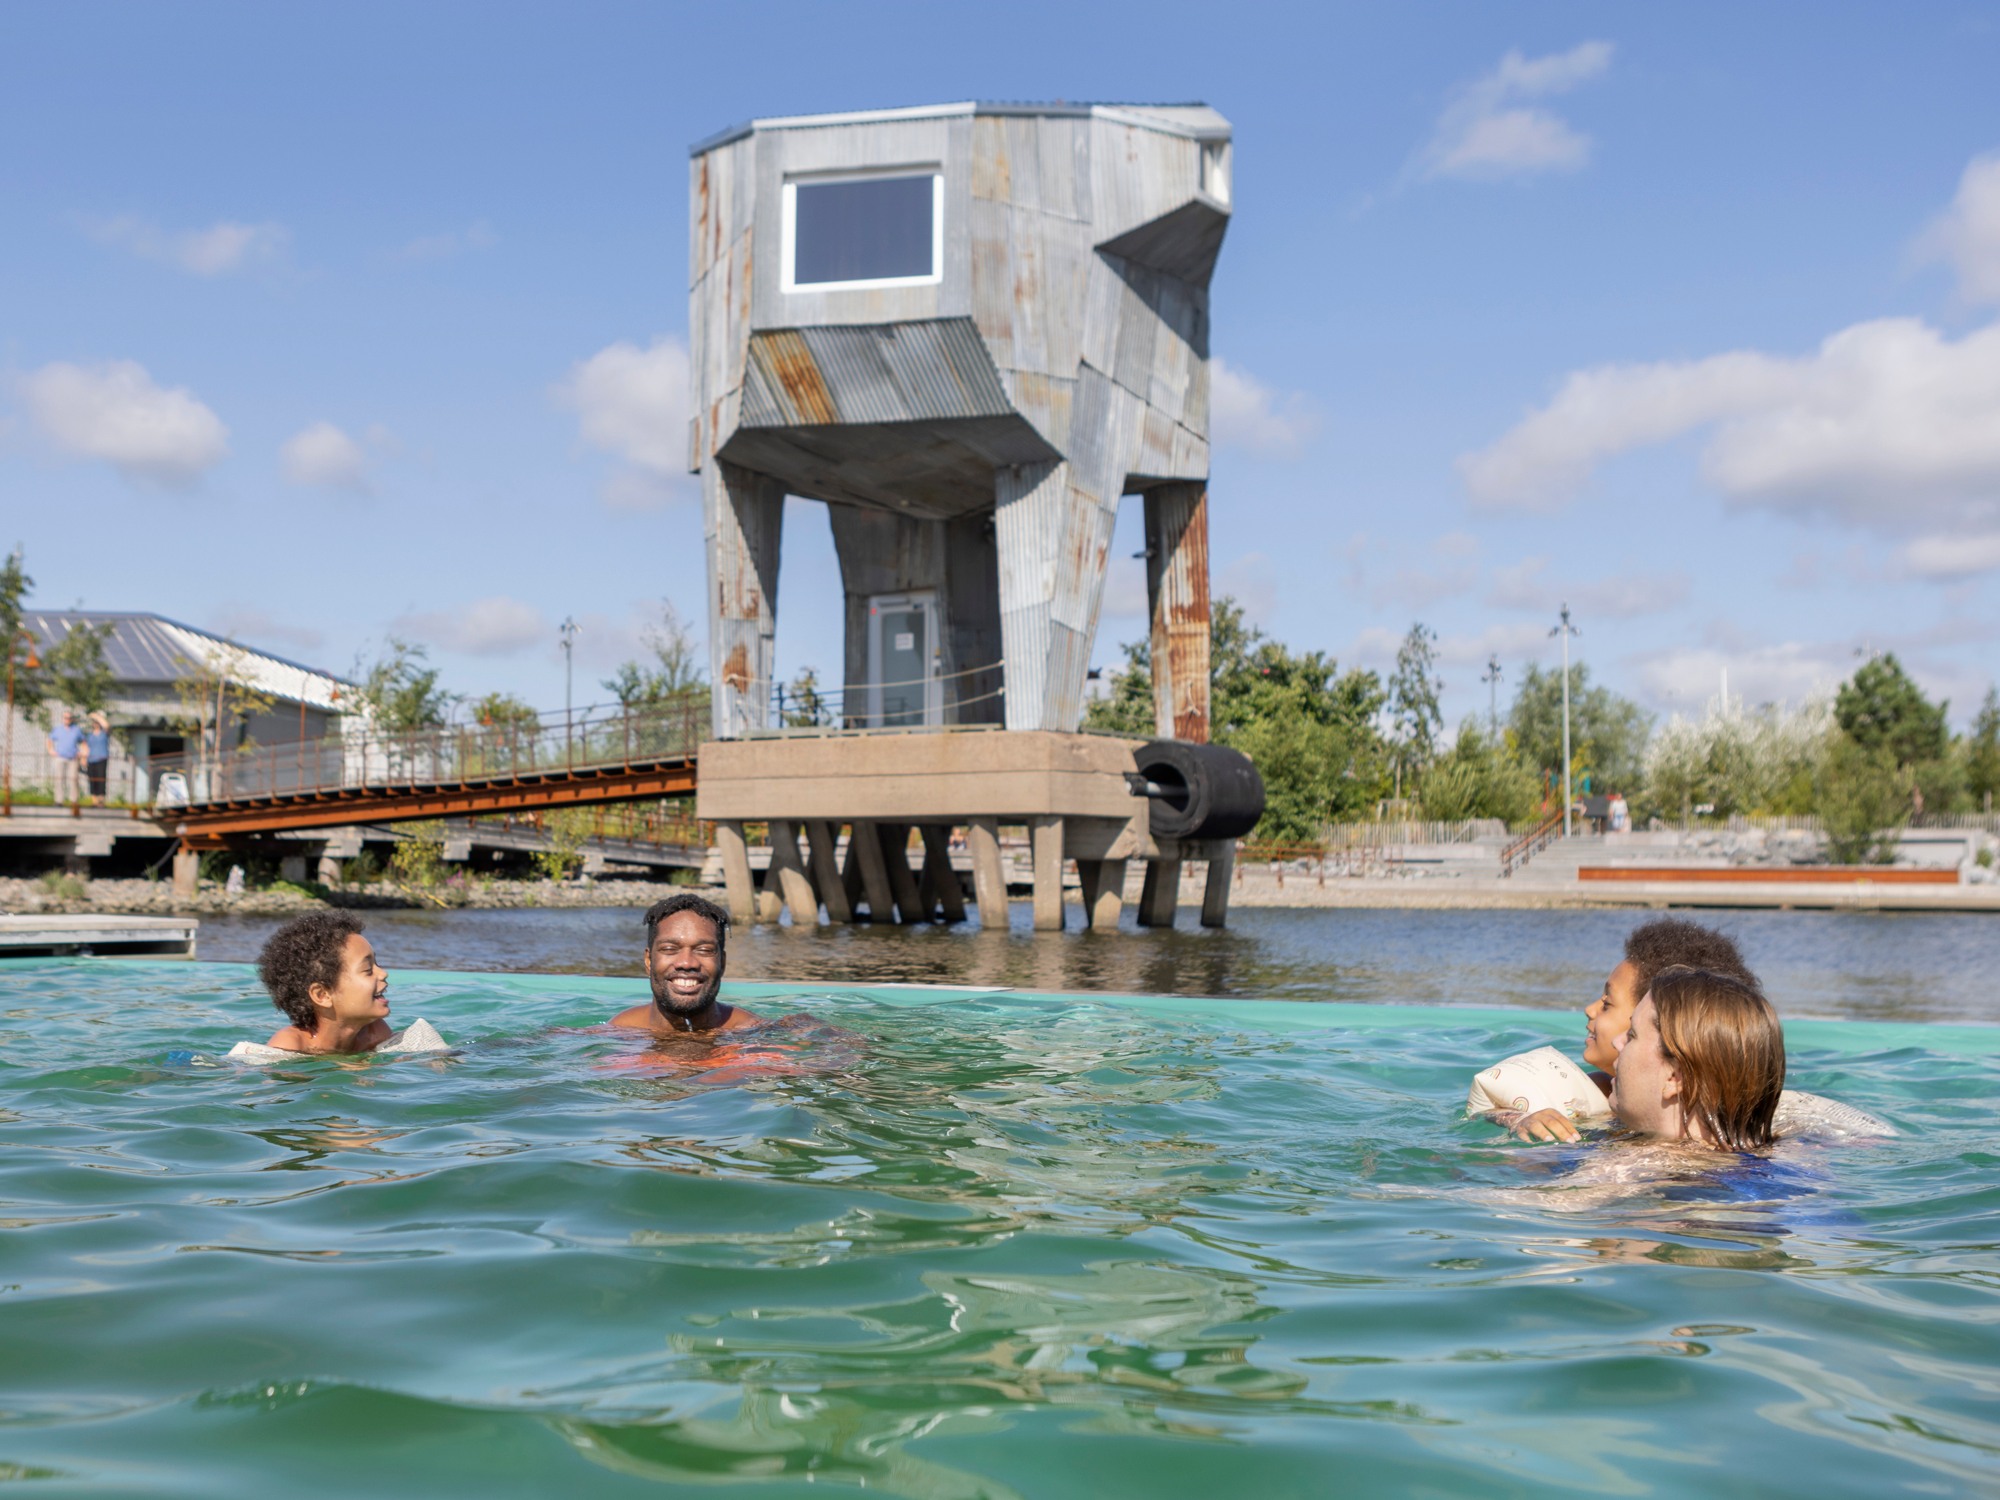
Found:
<box><xmin>839</xmin><ymin>824</ymin><xmax>866</xmax><ymax>913</ymax></box>
<box><xmin>172</xmin><ymin>846</ymin><xmax>200</xmax><ymax>900</ymax></box>
<box><xmin>1030</xmin><ymin>815</ymin><xmax>1066</xmax><ymax>931</ymax></box>
<box><xmin>716</xmin><ymin>820</ymin><xmax>756</xmax><ymax>925</ymax></box>
<box><xmin>1138</xmin><ymin>856</ymin><xmax>1180</xmax><ymax>928</ymax></box>
<box><xmin>968</xmin><ymin>816</ymin><xmax>1009</xmax><ymax>929</ymax></box>
<box><xmin>1144</xmin><ymin>482</ymin><xmax>1212</xmax><ymax>743</ymax></box>
<box><xmin>851</xmin><ymin>818</ymin><xmax>898</xmax><ymax>922</ymax></box>
<box><xmin>767</xmin><ymin>819</ymin><xmax>819</xmax><ymax>926</ymax></box>
<box><xmin>920</xmin><ymin>824</ymin><xmax>968</xmax><ymax>923</ymax></box>
<box><xmin>315</xmin><ymin>855</ymin><xmax>345</xmax><ymax>885</ymax></box>
<box><xmin>1201</xmin><ymin>845</ymin><xmax>1235</xmax><ymax>928</ymax></box>
<box><xmin>704</xmin><ymin>459</ymin><xmax>785</xmax><ymax>739</ymax></box>
<box><xmin>879</xmin><ymin>823</ymin><xmax>929</xmax><ymax>923</ymax></box>
<box><xmin>279</xmin><ymin>855</ymin><xmax>308</xmax><ymax>885</ymax></box>
<box><xmin>1078</xmin><ymin>857</ymin><xmax>1127</xmax><ymax>931</ymax></box>
<box><xmin>804</xmin><ymin>819</ymin><xmax>852</xmax><ymax>924</ymax></box>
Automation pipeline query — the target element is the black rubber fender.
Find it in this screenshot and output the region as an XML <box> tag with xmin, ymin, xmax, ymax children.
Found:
<box><xmin>1131</xmin><ymin>740</ymin><xmax>1266</xmax><ymax>841</ymax></box>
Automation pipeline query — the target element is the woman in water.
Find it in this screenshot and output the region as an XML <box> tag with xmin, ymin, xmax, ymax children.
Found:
<box><xmin>1609</xmin><ymin>966</ymin><xmax>1785</xmax><ymax>1151</ymax></box>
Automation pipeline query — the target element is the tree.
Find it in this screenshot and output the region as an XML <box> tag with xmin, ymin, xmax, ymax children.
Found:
<box><xmin>470</xmin><ymin>691</ymin><xmax>540</xmax><ymax>733</ymax></box>
<box><xmin>1835</xmin><ymin>654</ymin><xmax>1947</xmax><ymax>769</ymax></box>
<box><xmin>1507</xmin><ymin>662</ymin><xmax>1652</xmax><ymax>795</ymax></box>
<box><xmin>1817</xmin><ymin>738</ymin><xmax>1904</xmax><ymax>864</ymax></box>
<box><xmin>0</xmin><ymin>548</ymin><xmax>31</xmax><ymax>681</ymax></box>
<box><xmin>604</xmin><ymin>601</ymin><xmax>707</xmax><ymax>708</ymax></box>
<box><xmin>172</xmin><ymin>641</ymin><xmax>279</xmax><ymax>760</ymax></box>
<box><xmin>1968</xmin><ymin>687</ymin><xmax>2000</xmax><ymax>812</ymax></box>
<box><xmin>1640</xmin><ymin>699</ymin><xmax>1831</xmax><ymax>823</ymax></box>
<box><xmin>1418</xmin><ymin>721</ymin><xmax>1542</xmax><ymax>825</ymax></box>
<box><xmin>778</xmin><ymin>666</ymin><xmax>831</xmax><ymax>727</ymax></box>
<box><xmin>1387</xmin><ymin>622</ymin><xmax>1444</xmax><ymax>785</ymax></box>
<box><xmin>353</xmin><ymin>638</ymin><xmax>454</xmax><ymax>733</ymax></box>
<box><xmin>33</xmin><ymin>620</ymin><xmax>116</xmax><ymax>725</ymax></box>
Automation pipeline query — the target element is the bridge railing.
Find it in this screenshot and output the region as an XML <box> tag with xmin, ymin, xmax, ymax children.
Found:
<box><xmin>151</xmin><ymin>694</ymin><xmax>711</xmax><ymax>808</ymax></box>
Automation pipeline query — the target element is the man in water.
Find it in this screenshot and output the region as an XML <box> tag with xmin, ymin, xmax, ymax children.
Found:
<box><xmin>610</xmin><ymin>892</ymin><xmax>764</xmax><ymax>1035</ymax></box>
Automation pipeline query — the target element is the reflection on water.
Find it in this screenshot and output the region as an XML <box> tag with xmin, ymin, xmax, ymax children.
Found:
<box><xmin>196</xmin><ymin>902</ymin><xmax>2000</xmax><ymax>1023</ymax></box>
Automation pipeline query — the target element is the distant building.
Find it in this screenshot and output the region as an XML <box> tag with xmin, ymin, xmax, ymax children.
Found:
<box><xmin>4</xmin><ymin>612</ymin><xmax>350</xmax><ymax>803</ymax></box>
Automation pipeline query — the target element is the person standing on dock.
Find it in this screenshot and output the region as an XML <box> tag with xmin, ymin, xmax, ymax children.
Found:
<box><xmin>45</xmin><ymin>709</ymin><xmax>85</xmax><ymax>806</ymax></box>
<box><xmin>83</xmin><ymin>712</ymin><xmax>111</xmax><ymax>805</ymax></box>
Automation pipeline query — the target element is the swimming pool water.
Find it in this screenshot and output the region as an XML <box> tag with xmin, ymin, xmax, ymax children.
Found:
<box><xmin>2</xmin><ymin>959</ymin><xmax>1996</xmax><ymax>1497</ymax></box>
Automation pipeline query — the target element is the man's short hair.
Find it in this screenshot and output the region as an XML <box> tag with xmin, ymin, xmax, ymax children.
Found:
<box><xmin>643</xmin><ymin>892</ymin><xmax>730</xmax><ymax>958</ymax></box>
<box><xmin>1624</xmin><ymin>917</ymin><xmax>1757</xmax><ymax>996</ymax></box>
<box><xmin>258</xmin><ymin>911</ymin><xmax>365</xmax><ymax>1029</ymax></box>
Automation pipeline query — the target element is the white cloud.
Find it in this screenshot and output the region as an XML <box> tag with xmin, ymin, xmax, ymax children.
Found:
<box><xmin>280</xmin><ymin>421</ymin><xmax>372</xmax><ymax>492</ymax></box>
<box><xmin>1903</xmin><ymin>530</ymin><xmax>2000</xmax><ymax>579</ymax></box>
<box><xmin>1216</xmin><ymin>552</ymin><xmax>1278</xmax><ymax>623</ymax></box>
<box><xmin>87</xmin><ymin>216</ymin><xmax>288</xmax><ymax>275</ymax></box>
<box><xmin>1209</xmin><ymin>358</ymin><xmax>1318</xmax><ymax>455</ymax></box>
<box><xmin>1353</xmin><ymin>620</ymin><xmax>1551</xmax><ymax>671</ymax></box>
<box><xmin>1634</xmin><ymin>642</ymin><xmax>1846</xmax><ymax>709</ymax></box>
<box><xmin>553</xmin><ymin>336</ymin><xmax>694</xmax><ymax>509</ymax></box>
<box><xmin>207</xmin><ymin>607</ymin><xmax>326</xmax><ymax>653</ymax></box>
<box><xmin>1461</xmin><ymin>316</ymin><xmax>2000</xmax><ymax>559</ymax></box>
<box><xmin>1420</xmin><ymin>41</ymin><xmax>1613</xmax><ymax>181</ymax></box>
<box><xmin>17</xmin><ymin>359</ymin><xmax>229</xmax><ymax>486</ymax></box>
<box><xmin>393</xmin><ymin>595</ymin><xmax>549</xmax><ymax>657</ymax></box>
<box><xmin>398</xmin><ymin>221</ymin><xmax>498</xmax><ymax>262</ymax></box>
<box><xmin>1486</xmin><ymin>554</ymin><xmax>1691</xmax><ymax>618</ymax></box>
<box><xmin>1916</xmin><ymin>151</ymin><xmax>2000</xmax><ymax>306</ymax></box>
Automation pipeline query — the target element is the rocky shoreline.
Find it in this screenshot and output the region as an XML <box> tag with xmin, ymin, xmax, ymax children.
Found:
<box><xmin>0</xmin><ymin>874</ymin><xmax>696</xmax><ymax>918</ymax></box>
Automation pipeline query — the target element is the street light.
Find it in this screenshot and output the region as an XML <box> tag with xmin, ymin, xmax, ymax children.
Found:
<box><xmin>559</xmin><ymin>616</ymin><xmax>579</xmax><ymax>766</ymax></box>
<box><xmin>3</xmin><ymin>630</ymin><xmax>43</xmax><ymax>815</ymax></box>
<box><xmin>1550</xmin><ymin>604</ymin><xmax>1580</xmax><ymax>838</ymax></box>
<box><xmin>1481</xmin><ymin>653</ymin><xmax>1502</xmax><ymax>743</ymax></box>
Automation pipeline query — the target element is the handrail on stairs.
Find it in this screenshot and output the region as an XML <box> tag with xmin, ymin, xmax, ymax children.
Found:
<box><xmin>1499</xmin><ymin>808</ymin><xmax>1567</xmax><ymax>879</ymax></box>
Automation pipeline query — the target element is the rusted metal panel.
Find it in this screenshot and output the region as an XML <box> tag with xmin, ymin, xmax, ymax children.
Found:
<box><xmin>967</xmin><ymin>195</ymin><xmax>1013</xmax><ymax>365</ymax></box>
<box><xmin>752</xmin><ymin>329</ymin><xmax>838</xmax><ymax>425</ymax></box>
<box><xmin>970</xmin><ymin>114</ymin><xmax>1010</xmax><ymax>201</ymax></box>
<box><xmin>1037</xmin><ymin>117</ymin><xmax>1088</xmax><ymax>223</ymax></box>
<box><xmin>1002</xmin><ymin>115</ymin><xmax>1041</xmax><ymax>212</ymax></box>
<box><xmin>705</xmin><ymin>462</ymin><xmax>785</xmax><ymax>737</ymax></box>
<box><xmin>1145</xmin><ymin>482</ymin><xmax>1211</xmax><ymax>743</ymax></box>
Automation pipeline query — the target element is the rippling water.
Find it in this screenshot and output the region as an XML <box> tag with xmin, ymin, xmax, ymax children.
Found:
<box><xmin>2</xmin><ymin>949</ymin><xmax>1997</xmax><ymax>1497</ymax></box>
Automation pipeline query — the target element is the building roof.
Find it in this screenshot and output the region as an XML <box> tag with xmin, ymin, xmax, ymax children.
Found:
<box><xmin>692</xmin><ymin>100</ymin><xmax>1230</xmax><ymax>156</ymax></box>
<box><xmin>19</xmin><ymin>611</ymin><xmax>352</xmax><ymax>712</ymax></box>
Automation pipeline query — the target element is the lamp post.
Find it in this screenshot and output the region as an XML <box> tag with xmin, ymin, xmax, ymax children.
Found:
<box><xmin>4</xmin><ymin>630</ymin><xmax>43</xmax><ymax>816</ymax></box>
<box><xmin>559</xmin><ymin>616</ymin><xmax>578</xmax><ymax>767</ymax></box>
<box><xmin>1481</xmin><ymin>653</ymin><xmax>1502</xmax><ymax>743</ymax></box>
<box><xmin>1550</xmin><ymin>604</ymin><xmax>1579</xmax><ymax>838</ymax></box>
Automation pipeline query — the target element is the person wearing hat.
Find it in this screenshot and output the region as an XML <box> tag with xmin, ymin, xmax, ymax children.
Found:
<box><xmin>83</xmin><ymin>712</ymin><xmax>112</xmax><ymax>805</ymax></box>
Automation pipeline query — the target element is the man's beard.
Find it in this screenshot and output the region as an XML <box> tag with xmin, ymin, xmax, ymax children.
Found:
<box><xmin>650</xmin><ymin>968</ymin><xmax>720</xmax><ymax>1015</ymax></box>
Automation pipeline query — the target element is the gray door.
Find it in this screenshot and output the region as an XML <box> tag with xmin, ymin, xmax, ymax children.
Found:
<box><xmin>867</xmin><ymin>592</ymin><xmax>939</xmax><ymax>727</ymax></box>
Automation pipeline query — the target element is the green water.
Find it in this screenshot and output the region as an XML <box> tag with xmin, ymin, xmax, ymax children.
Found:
<box><xmin>2</xmin><ymin>959</ymin><xmax>1997</xmax><ymax>1497</ymax></box>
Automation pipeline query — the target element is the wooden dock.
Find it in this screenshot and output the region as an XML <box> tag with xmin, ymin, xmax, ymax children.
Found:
<box><xmin>0</xmin><ymin>915</ymin><xmax>198</xmax><ymax>958</ymax></box>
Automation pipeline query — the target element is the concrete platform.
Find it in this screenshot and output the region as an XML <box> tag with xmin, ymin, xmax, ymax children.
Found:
<box><xmin>0</xmin><ymin>914</ymin><xmax>199</xmax><ymax>957</ymax></box>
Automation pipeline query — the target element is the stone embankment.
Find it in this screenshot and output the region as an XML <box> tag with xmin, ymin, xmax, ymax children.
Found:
<box><xmin>0</xmin><ymin>875</ymin><xmax>692</xmax><ymax>919</ymax></box>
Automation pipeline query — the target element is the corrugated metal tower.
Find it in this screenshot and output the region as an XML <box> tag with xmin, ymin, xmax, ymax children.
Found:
<box><xmin>688</xmin><ymin>100</ymin><xmax>1229</xmax><ymax>743</ymax></box>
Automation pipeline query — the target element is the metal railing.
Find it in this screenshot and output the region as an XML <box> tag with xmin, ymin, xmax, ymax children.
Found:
<box><xmin>1499</xmin><ymin>808</ymin><xmax>1567</xmax><ymax>878</ymax></box>
<box><xmin>149</xmin><ymin>694</ymin><xmax>710</xmax><ymax>808</ymax></box>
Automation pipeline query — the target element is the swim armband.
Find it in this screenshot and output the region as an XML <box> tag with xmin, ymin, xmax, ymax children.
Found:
<box><xmin>223</xmin><ymin>1018</ymin><xmax>452</xmax><ymax>1063</ymax></box>
<box><xmin>1467</xmin><ymin>1046</ymin><xmax>1614</xmax><ymax>1121</ymax></box>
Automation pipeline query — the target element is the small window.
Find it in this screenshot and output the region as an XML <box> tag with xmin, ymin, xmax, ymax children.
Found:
<box><xmin>783</xmin><ymin>170</ymin><xmax>942</xmax><ymax>293</ymax></box>
<box><xmin>1200</xmin><ymin>142</ymin><xmax>1229</xmax><ymax>205</ymax></box>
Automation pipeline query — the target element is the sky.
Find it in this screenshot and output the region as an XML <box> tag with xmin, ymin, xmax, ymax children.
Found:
<box><xmin>4</xmin><ymin>1</ymin><xmax>2000</xmax><ymax>730</ymax></box>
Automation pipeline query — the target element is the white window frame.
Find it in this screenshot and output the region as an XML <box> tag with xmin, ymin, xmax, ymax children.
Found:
<box><xmin>781</xmin><ymin>167</ymin><xmax>944</xmax><ymax>294</ymax></box>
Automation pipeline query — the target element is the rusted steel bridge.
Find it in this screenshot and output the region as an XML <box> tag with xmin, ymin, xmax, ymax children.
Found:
<box><xmin>160</xmin><ymin>698</ymin><xmax>706</xmax><ymax>843</ymax></box>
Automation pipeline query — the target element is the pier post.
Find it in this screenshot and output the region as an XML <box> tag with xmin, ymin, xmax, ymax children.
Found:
<box><xmin>1138</xmin><ymin>856</ymin><xmax>1180</xmax><ymax>928</ymax></box>
<box><xmin>716</xmin><ymin>820</ymin><xmax>756</xmax><ymax>926</ymax></box>
<box><xmin>968</xmin><ymin>817</ymin><xmax>1009</xmax><ymax>929</ymax></box>
<box><xmin>804</xmin><ymin>819</ymin><xmax>852</xmax><ymax>924</ymax></box>
<box><xmin>767</xmin><ymin>819</ymin><xmax>819</xmax><ymax>926</ymax></box>
<box><xmin>1201</xmin><ymin>845</ymin><xmax>1234</xmax><ymax>928</ymax></box>
<box><xmin>920</xmin><ymin>825</ymin><xmax>968</xmax><ymax>923</ymax></box>
<box><xmin>851</xmin><ymin>819</ymin><xmax>898</xmax><ymax>922</ymax></box>
<box><xmin>172</xmin><ymin>845</ymin><xmax>199</xmax><ymax>900</ymax></box>
<box><xmin>880</xmin><ymin>823</ymin><xmax>929</xmax><ymax>923</ymax></box>
<box><xmin>1031</xmin><ymin>815</ymin><xmax>1066</xmax><ymax>931</ymax></box>
<box><xmin>1078</xmin><ymin>857</ymin><xmax>1128</xmax><ymax>931</ymax></box>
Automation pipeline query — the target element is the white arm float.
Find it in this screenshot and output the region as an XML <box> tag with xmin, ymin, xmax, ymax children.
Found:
<box><xmin>1468</xmin><ymin>1046</ymin><xmax>1614</xmax><ymax>1121</ymax></box>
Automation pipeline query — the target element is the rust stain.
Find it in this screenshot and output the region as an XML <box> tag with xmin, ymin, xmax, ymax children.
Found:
<box><xmin>754</xmin><ymin>331</ymin><xmax>837</xmax><ymax>424</ymax></box>
<box><xmin>1151</xmin><ymin>485</ymin><xmax>1211</xmax><ymax>743</ymax></box>
<box><xmin>696</xmin><ymin>155</ymin><xmax>712</xmax><ymax>274</ymax></box>
<box><xmin>721</xmin><ymin>643</ymin><xmax>752</xmax><ymax>692</ymax></box>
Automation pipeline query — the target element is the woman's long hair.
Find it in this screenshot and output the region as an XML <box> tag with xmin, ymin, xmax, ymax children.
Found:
<box><xmin>1650</xmin><ymin>966</ymin><xmax>1786</xmax><ymax>1150</ymax></box>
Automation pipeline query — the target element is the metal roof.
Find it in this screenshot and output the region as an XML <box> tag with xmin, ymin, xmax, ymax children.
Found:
<box><xmin>692</xmin><ymin>101</ymin><xmax>1230</xmax><ymax>156</ymax></box>
<box><xmin>18</xmin><ymin>611</ymin><xmax>352</xmax><ymax>711</ymax></box>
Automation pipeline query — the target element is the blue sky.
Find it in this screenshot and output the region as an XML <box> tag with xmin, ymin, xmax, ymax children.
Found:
<box><xmin>4</xmin><ymin>1</ymin><xmax>1999</xmax><ymax>728</ymax></box>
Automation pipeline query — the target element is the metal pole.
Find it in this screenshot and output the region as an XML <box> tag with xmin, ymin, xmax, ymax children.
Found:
<box><xmin>1481</xmin><ymin>654</ymin><xmax>1501</xmax><ymax>744</ymax></box>
<box><xmin>1549</xmin><ymin>605</ymin><xmax>1579</xmax><ymax>839</ymax></box>
<box><xmin>559</xmin><ymin>616</ymin><xmax>578</xmax><ymax>770</ymax></box>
